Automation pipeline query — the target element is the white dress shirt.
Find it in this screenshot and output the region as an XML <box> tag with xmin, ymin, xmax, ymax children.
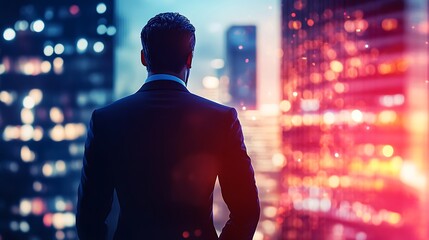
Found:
<box><xmin>144</xmin><ymin>74</ymin><xmax>187</xmax><ymax>88</ymax></box>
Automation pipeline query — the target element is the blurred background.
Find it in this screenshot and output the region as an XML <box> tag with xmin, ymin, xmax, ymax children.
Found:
<box><xmin>0</xmin><ymin>0</ymin><xmax>428</xmax><ymax>239</ymax></box>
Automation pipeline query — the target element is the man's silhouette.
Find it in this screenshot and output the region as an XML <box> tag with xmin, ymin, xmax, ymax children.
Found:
<box><xmin>76</xmin><ymin>12</ymin><xmax>260</xmax><ymax>240</ymax></box>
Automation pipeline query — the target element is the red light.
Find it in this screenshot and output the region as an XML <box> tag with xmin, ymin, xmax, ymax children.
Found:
<box><xmin>43</xmin><ymin>213</ymin><xmax>53</xmax><ymax>227</ymax></box>
<box><xmin>182</xmin><ymin>231</ymin><xmax>190</xmax><ymax>238</ymax></box>
<box><xmin>69</xmin><ymin>5</ymin><xmax>80</xmax><ymax>15</ymax></box>
<box><xmin>31</xmin><ymin>198</ymin><xmax>45</xmax><ymax>215</ymax></box>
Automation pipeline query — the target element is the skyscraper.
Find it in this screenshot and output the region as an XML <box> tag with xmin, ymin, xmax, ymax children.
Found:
<box><xmin>226</xmin><ymin>25</ymin><xmax>257</xmax><ymax>110</ymax></box>
<box><xmin>280</xmin><ymin>0</ymin><xmax>428</xmax><ymax>239</ymax></box>
<box><xmin>0</xmin><ymin>1</ymin><xmax>114</xmax><ymax>239</ymax></box>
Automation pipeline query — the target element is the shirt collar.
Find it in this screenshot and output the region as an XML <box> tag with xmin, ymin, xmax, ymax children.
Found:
<box><xmin>145</xmin><ymin>74</ymin><xmax>187</xmax><ymax>88</ymax></box>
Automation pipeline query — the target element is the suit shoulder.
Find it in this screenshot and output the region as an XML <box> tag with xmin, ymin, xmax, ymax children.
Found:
<box><xmin>188</xmin><ymin>93</ymin><xmax>235</xmax><ymax>114</ymax></box>
<box><xmin>98</xmin><ymin>93</ymin><xmax>140</xmax><ymax>110</ymax></box>
<box><xmin>92</xmin><ymin>94</ymin><xmax>137</xmax><ymax>117</ymax></box>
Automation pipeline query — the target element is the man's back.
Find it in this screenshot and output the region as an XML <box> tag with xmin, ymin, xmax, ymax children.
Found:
<box><xmin>76</xmin><ymin>80</ymin><xmax>260</xmax><ymax>239</ymax></box>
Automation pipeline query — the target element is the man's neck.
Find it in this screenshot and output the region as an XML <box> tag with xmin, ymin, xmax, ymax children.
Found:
<box><xmin>147</xmin><ymin>71</ymin><xmax>186</xmax><ymax>82</ymax></box>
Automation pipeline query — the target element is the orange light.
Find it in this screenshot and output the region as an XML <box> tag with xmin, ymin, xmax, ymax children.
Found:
<box><xmin>344</xmin><ymin>20</ymin><xmax>355</xmax><ymax>32</ymax></box>
<box><xmin>363</xmin><ymin>144</ymin><xmax>375</xmax><ymax>156</ymax></box>
<box><xmin>309</xmin><ymin>73</ymin><xmax>322</xmax><ymax>83</ymax></box>
<box><xmin>378</xmin><ymin>110</ymin><xmax>397</xmax><ymax>124</ymax></box>
<box><xmin>378</xmin><ymin>63</ymin><xmax>394</xmax><ymax>75</ymax></box>
<box><xmin>291</xmin><ymin>20</ymin><xmax>302</xmax><ymax>30</ymax></box>
<box><xmin>349</xmin><ymin>57</ymin><xmax>362</xmax><ymax>67</ymax></box>
<box><xmin>347</xmin><ymin>67</ymin><xmax>358</xmax><ymax>78</ymax></box>
<box><xmin>328</xmin><ymin>175</ymin><xmax>340</xmax><ymax>188</ymax></box>
<box><xmin>272</xmin><ymin>153</ymin><xmax>287</xmax><ymax>168</ymax></box>
<box><xmin>49</xmin><ymin>124</ymin><xmax>65</xmax><ymax>142</ymax></box>
<box><xmin>41</xmin><ymin>61</ymin><xmax>51</xmax><ymax>73</ymax></box>
<box><xmin>362</xmin><ymin>212</ymin><xmax>371</xmax><ymax>223</ymax></box>
<box><xmin>344</xmin><ymin>41</ymin><xmax>358</xmax><ymax>55</ymax></box>
<box><xmin>323</xmin><ymin>112</ymin><xmax>335</xmax><ymax>125</ymax></box>
<box><xmin>42</xmin><ymin>163</ymin><xmax>54</xmax><ymax>177</ymax></box>
<box><xmin>330</xmin><ymin>60</ymin><xmax>343</xmax><ymax>73</ymax></box>
<box><xmin>390</xmin><ymin>156</ymin><xmax>403</xmax><ymax>173</ymax></box>
<box><xmin>396</xmin><ymin>59</ymin><xmax>409</xmax><ymax>72</ymax></box>
<box><xmin>381</xmin><ymin>18</ymin><xmax>398</xmax><ymax>31</ymax></box>
<box><xmin>340</xmin><ymin>176</ymin><xmax>351</xmax><ymax>187</ymax></box>
<box><xmin>291</xmin><ymin>115</ymin><xmax>303</xmax><ymax>126</ymax></box>
<box><xmin>302</xmin><ymin>90</ymin><xmax>312</xmax><ymax>99</ymax></box>
<box><xmin>374</xmin><ymin>179</ymin><xmax>384</xmax><ymax>190</ymax></box>
<box><xmin>387</xmin><ymin>212</ymin><xmax>401</xmax><ymax>225</ymax></box>
<box><xmin>324</xmin><ymin>70</ymin><xmax>336</xmax><ymax>81</ymax></box>
<box><xmin>21</xmin><ymin>108</ymin><xmax>34</xmax><ymax>124</ymax></box>
<box><xmin>280</xmin><ymin>100</ymin><xmax>292</xmax><ymax>112</ymax></box>
<box><xmin>355</xmin><ymin>19</ymin><xmax>368</xmax><ymax>32</ymax></box>
<box><xmin>334</xmin><ymin>83</ymin><xmax>345</xmax><ymax>93</ymax></box>
<box><xmin>326</xmin><ymin>49</ymin><xmax>337</xmax><ymax>59</ymax></box>
<box><xmin>382</xmin><ymin>145</ymin><xmax>394</xmax><ymax>157</ymax></box>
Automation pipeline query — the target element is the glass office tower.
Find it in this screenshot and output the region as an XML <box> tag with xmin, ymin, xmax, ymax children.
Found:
<box><xmin>226</xmin><ymin>25</ymin><xmax>257</xmax><ymax>110</ymax></box>
<box><xmin>280</xmin><ymin>0</ymin><xmax>428</xmax><ymax>239</ymax></box>
<box><xmin>0</xmin><ymin>1</ymin><xmax>114</xmax><ymax>239</ymax></box>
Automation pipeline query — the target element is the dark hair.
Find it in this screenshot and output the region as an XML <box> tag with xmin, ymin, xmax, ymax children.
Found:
<box><xmin>141</xmin><ymin>12</ymin><xmax>196</xmax><ymax>73</ymax></box>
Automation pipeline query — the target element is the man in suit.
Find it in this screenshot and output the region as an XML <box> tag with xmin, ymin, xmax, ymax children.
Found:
<box><xmin>76</xmin><ymin>12</ymin><xmax>260</xmax><ymax>240</ymax></box>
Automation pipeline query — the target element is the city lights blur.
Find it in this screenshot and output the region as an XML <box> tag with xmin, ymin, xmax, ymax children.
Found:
<box><xmin>106</xmin><ymin>26</ymin><xmax>116</xmax><ymax>36</ymax></box>
<box><xmin>93</xmin><ymin>41</ymin><xmax>105</xmax><ymax>53</ymax></box>
<box><xmin>30</xmin><ymin>20</ymin><xmax>45</xmax><ymax>32</ymax></box>
<box><xmin>96</xmin><ymin>3</ymin><xmax>107</xmax><ymax>14</ymax></box>
<box><xmin>1</xmin><ymin>0</ymin><xmax>428</xmax><ymax>240</ymax></box>
<box><xmin>76</xmin><ymin>38</ymin><xmax>89</xmax><ymax>53</ymax></box>
<box><xmin>54</xmin><ymin>43</ymin><xmax>65</xmax><ymax>55</ymax></box>
<box><xmin>43</xmin><ymin>45</ymin><xmax>54</xmax><ymax>56</ymax></box>
<box><xmin>3</xmin><ymin>28</ymin><xmax>16</xmax><ymax>41</ymax></box>
<box><xmin>1</xmin><ymin>1</ymin><xmax>114</xmax><ymax>239</ymax></box>
<box><xmin>279</xmin><ymin>0</ymin><xmax>428</xmax><ymax>239</ymax></box>
<box><xmin>14</xmin><ymin>20</ymin><xmax>29</xmax><ymax>31</ymax></box>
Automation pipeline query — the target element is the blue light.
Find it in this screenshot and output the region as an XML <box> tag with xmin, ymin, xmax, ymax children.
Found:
<box><xmin>107</xmin><ymin>26</ymin><xmax>116</xmax><ymax>36</ymax></box>
<box><xmin>93</xmin><ymin>41</ymin><xmax>104</xmax><ymax>53</ymax></box>
<box><xmin>97</xmin><ymin>24</ymin><xmax>107</xmax><ymax>35</ymax></box>
<box><xmin>30</xmin><ymin>20</ymin><xmax>45</xmax><ymax>32</ymax></box>
<box><xmin>76</xmin><ymin>38</ymin><xmax>88</xmax><ymax>53</ymax></box>
<box><xmin>14</xmin><ymin>20</ymin><xmax>29</xmax><ymax>31</ymax></box>
<box><xmin>3</xmin><ymin>28</ymin><xmax>16</xmax><ymax>41</ymax></box>
<box><xmin>96</xmin><ymin>3</ymin><xmax>107</xmax><ymax>14</ymax></box>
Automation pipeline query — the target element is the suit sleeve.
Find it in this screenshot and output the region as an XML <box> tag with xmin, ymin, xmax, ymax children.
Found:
<box><xmin>218</xmin><ymin>108</ymin><xmax>260</xmax><ymax>240</ymax></box>
<box><xmin>76</xmin><ymin>110</ymin><xmax>114</xmax><ymax>240</ymax></box>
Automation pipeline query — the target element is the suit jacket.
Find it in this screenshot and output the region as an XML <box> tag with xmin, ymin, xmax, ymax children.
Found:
<box><xmin>76</xmin><ymin>80</ymin><xmax>260</xmax><ymax>240</ymax></box>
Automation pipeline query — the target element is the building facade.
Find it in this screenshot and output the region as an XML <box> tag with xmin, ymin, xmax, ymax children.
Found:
<box><xmin>280</xmin><ymin>0</ymin><xmax>428</xmax><ymax>239</ymax></box>
<box><xmin>0</xmin><ymin>1</ymin><xmax>114</xmax><ymax>239</ymax></box>
<box><xmin>226</xmin><ymin>25</ymin><xmax>257</xmax><ymax>110</ymax></box>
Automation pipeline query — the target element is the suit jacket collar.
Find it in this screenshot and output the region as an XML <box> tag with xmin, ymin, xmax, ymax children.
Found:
<box><xmin>136</xmin><ymin>80</ymin><xmax>190</xmax><ymax>93</ymax></box>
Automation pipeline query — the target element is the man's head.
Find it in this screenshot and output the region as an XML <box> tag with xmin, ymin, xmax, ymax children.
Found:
<box><xmin>141</xmin><ymin>12</ymin><xmax>195</xmax><ymax>75</ymax></box>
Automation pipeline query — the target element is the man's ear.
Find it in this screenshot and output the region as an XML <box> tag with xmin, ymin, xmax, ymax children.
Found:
<box><xmin>141</xmin><ymin>50</ymin><xmax>147</xmax><ymax>66</ymax></box>
<box><xmin>186</xmin><ymin>51</ymin><xmax>193</xmax><ymax>68</ymax></box>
